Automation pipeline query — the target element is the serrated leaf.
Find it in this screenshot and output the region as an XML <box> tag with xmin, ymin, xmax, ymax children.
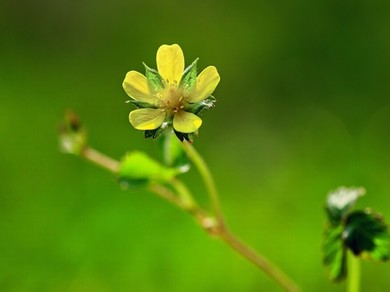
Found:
<box><xmin>159</xmin><ymin>130</ymin><xmax>190</xmax><ymax>173</ymax></box>
<box><xmin>126</xmin><ymin>99</ymin><xmax>156</xmax><ymax>109</ymax></box>
<box><xmin>144</xmin><ymin>63</ymin><xmax>165</xmax><ymax>93</ymax></box>
<box><xmin>323</xmin><ymin>224</ymin><xmax>347</xmax><ymax>282</ymax></box>
<box><xmin>179</xmin><ymin>58</ymin><xmax>198</xmax><ymax>94</ymax></box>
<box><xmin>326</xmin><ymin>187</ymin><xmax>365</xmax><ymax>224</ymax></box>
<box><xmin>185</xmin><ymin>95</ymin><xmax>216</xmax><ymax>115</ymax></box>
<box><xmin>119</xmin><ymin>151</ymin><xmax>178</xmax><ymax>186</ymax></box>
<box><xmin>344</xmin><ymin>210</ymin><xmax>390</xmax><ymax>261</ymax></box>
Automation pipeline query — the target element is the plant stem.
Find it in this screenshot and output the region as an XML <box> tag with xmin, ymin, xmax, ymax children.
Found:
<box><xmin>347</xmin><ymin>251</ymin><xmax>360</xmax><ymax>292</ymax></box>
<box><xmin>182</xmin><ymin>141</ymin><xmax>225</xmax><ymax>224</ymax></box>
<box><xmin>181</xmin><ymin>141</ymin><xmax>300</xmax><ymax>291</ymax></box>
<box><xmin>148</xmin><ymin>184</ymin><xmax>184</xmax><ymax>209</ymax></box>
<box><xmin>166</xmin><ymin>179</ymin><xmax>300</xmax><ymax>291</ymax></box>
<box><xmin>78</xmin><ymin>146</ymin><xmax>300</xmax><ymax>291</ymax></box>
<box><xmin>81</xmin><ymin>147</ymin><xmax>119</xmax><ymax>173</ymax></box>
<box><xmin>220</xmin><ymin>228</ymin><xmax>299</xmax><ymax>292</ymax></box>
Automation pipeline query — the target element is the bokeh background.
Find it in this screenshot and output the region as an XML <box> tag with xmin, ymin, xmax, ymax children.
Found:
<box><xmin>1</xmin><ymin>0</ymin><xmax>390</xmax><ymax>291</ymax></box>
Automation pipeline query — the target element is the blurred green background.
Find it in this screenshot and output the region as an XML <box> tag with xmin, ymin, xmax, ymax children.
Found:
<box><xmin>1</xmin><ymin>0</ymin><xmax>390</xmax><ymax>291</ymax></box>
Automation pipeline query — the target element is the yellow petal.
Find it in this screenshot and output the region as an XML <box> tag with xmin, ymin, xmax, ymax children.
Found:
<box><xmin>123</xmin><ymin>71</ymin><xmax>158</xmax><ymax>104</ymax></box>
<box><xmin>156</xmin><ymin>44</ymin><xmax>184</xmax><ymax>84</ymax></box>
<box><xmin>186</xmin><ymin>66</ymin><xmax>220</xmax><ymax>103</ymax></box>
<box><xmin>173</xmin><ymin>111</ymin><xmax>202</xmax><ymax>133</ymax></box>
<box><xmin>129</xmin><ymin>109</ymin><xmax>166</xmax><ymax>130</ymax></box>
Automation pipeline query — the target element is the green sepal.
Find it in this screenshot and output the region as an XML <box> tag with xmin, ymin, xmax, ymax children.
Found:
<box><xmin>145</xmin><ymin>129</ymin><xmax>163</xmax><ymax>139</ymax></box>
<box><xmin>144</xmin><ymin>123</ymin><xmax>168</xmax><ymax>140</ymax></box>
<box><xmin>179</xmin><ymin>58</ymin><xmax>198</xmax><ymax>94</ymax></box>
<box><xmin>323</xmin><ymin>224</ymin><xmax>347</xmax><ymax>282</ymax></box>
<box><xmin>159</xmin><ymin>130</ymin><xmax>190</xmax><ymax>173</ymax></box>
<box><xmin>126</xmin><ymin>99</ymin><xmax>156</xmax><ymax>109</ymax></box>
<box><xmin>119</xmin><ymin>151</ymin><xmax>178</xmax><ymax>186</ymax></box>
<box><xmin>185</xmin><ymin>95</ymin><xmax>216</xmax><ymax>115</ymax></box>
<box><xmin>344</xmin><ymin>210</ymin><xmax>390</xmax><ymax>261</ymax></box>
<box><xmin>174</xmin><ymin>130</ymin><xmax>197</xmax><ymax>142</ymax></box>
<box><xmin>143</xmin><ymin>62</ymin><xmax>165</xmax><ymax>93</ymax></box>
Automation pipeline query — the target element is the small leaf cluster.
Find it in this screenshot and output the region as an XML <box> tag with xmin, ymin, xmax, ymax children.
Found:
<box><xmin>323</xmin><ymin>187</ymin><xmax>390</xmax><ymax>282</ymax></box>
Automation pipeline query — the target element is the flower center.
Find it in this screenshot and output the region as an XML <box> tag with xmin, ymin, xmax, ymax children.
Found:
<box><xmin>161</xmin><ymin>85</ymin><xmax>185</xmax><ymax>115</ymax></box>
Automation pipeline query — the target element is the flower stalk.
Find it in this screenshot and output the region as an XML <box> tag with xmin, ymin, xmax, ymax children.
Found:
<box><xmin>181</xmin><ymin>140</ymin><xmax>225</xmax><ymax>225</ymax></box>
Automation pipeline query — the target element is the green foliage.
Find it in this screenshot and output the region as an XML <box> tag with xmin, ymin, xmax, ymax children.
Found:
<box><xmin>159</xmin><ymin>130</ymin><xmax>190</xmax><ymax>173</ymax></box>
<box><xmin>323</xmin><ymin>187</ymin><xmax>390</xmax><ymax>283</ymax></box>
<box><xmin>323</xmin><ymin>225</ymin><xmax>347</xmax><ymax>282</ymax></box>
<box><xmin>180</xmin><ymin>59</ymin><xmax>198</xmax><ymax>94</ymax></box>
<box><xmin>344</xmin><ymin>210</ymin><xmax>390</xmax><ymax>261</ymax></box>
<box><xmin>186</xmin><ymin>96</ymin><xmax>216</xmax><ymax>115</ymax></box>
<box><xmin>119</xmin><ymin>151</ymin><xmax>178</xmax><ymax>186</ymax></box>
<box><xmin>143</xmin><ymin>62</ymin><xmax>165</xmax><ymax>93</ymax></box>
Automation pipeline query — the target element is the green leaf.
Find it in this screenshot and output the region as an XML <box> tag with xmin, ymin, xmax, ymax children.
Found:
<box><xmin>126</xmin><ymin>99</ymin><xmax>156</xmax><ymax>109</ymax></box>
<box><xmin>143</xmin><ymin>63</ymin><xmax>165</xmax><ymax>93</ymax></box>
<box><xmin>323</xmin><ymin>224</ymin><xmax>347</xmax><ymax>282</ymax></box>
<box><xmin>179</xmin><ymin>58</ymin><xmax>198</xmax><ymax>94</ymax></box>
<box><xmin>119</xmin><ymin>151</ymin><xmax>178</xmax><ymax>186</ymax></box>
<box><xmin>159</xmin><ymin>130</ymin><xmax>190</xmax><ymax>173</ymax></box>
<box><xmin>326</xmin><ymin>187</ymin><xmax>365</xmax><ymax>224</ymax></box>
<box><xmin>344</xmin><ymin>210</ymin><xmax>390</xmax><ymax>261</ymax></box>
<box><xmin>185</xmin><ymin>95</ymin><xmax>216</xmax><ymax>115</ymax></box>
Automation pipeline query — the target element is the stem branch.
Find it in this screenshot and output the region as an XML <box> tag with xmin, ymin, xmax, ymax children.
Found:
<box><xmin>220</xmin><ymin>228</ymin><xmax>299</xmax><ymax>292</ymax></box>
<box><xmin>78</xmin><ymin>145</ymin><xmax>300</xmax><ymax>291</ymax></box>
<box><xmin>182</xmin><ymin>141</ymin><xmax>224</xmax><ymax>224</ymax></box>
<box><xmin>81</xmin><ymin>147</ymin><xmax>119</xmax><ymax>173</ymax></box>
<box><xmin>148</xmin><ymin>184</ymin><xmax>184</xmax><ymax>209</ymax></box>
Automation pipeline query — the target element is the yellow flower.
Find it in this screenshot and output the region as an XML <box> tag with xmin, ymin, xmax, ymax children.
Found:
<box><xmin>123</xmin><ymin>44</ymin><xmax>220</xmax><ymax>140</ymax></box>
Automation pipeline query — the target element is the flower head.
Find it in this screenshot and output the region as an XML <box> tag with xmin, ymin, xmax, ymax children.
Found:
<box><xmin>123</xmin><ymin>44</ymin><xmax>220</xmax><ymax>141</ymax></box>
